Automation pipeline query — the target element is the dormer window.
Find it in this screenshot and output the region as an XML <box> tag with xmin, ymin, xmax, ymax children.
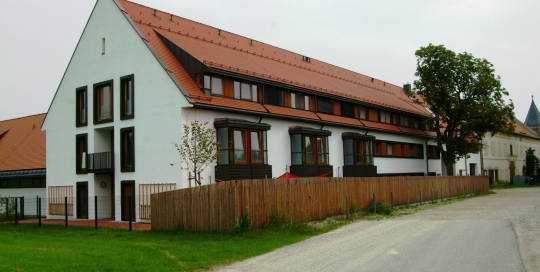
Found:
<box><xmin>379</xmin><ymin>110</ymin><xmax>392</xmax><ymax>124</ymax></box>
<box><xmin>204</xmin><ymin>75</ymin><xmax>223</xmax><ymax>95</ymax></box>
<box><xmin>234</xmin><ymin>81</ymin><xmax>258</xmax><ymax>102</ymax></box>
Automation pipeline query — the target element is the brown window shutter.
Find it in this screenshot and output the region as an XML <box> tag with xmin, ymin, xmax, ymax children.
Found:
<box><xmin>223</xmin><ymin>78</ymin><xmax>234</xmax><ymax>97</ymax></box>
<box><xmin>369</xmin><ymin>108</ymin><xmax>378</xmax><ymax>122</ymax></box>
<box><xmin>354</xmin><ymin>105</ymin><xmax>359</xmax><ymax>119</ymax></box>
<box><xmin>284</xmin><ymin>91</ymin><xmax>291</xmax><ymax>107</ymax></box>
<box><xmin>334</xmin><ymin>101</ymin><xmax>341</xmax><ymax>115</ymax></box>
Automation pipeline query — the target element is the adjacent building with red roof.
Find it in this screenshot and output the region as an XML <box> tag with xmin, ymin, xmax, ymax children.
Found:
<box><xmin>0</xmin><ymin>114</ymin><xmax>46</xmax><ymax>197</ymax></box>
<box><xmin>42</xmin><ymin>0</ymin><xmax>444</xmax><ymax>222</ymax></box>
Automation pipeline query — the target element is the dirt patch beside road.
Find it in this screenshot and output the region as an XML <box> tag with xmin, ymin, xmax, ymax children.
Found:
<box><xmin>397</xmin><ymin>187</ymin><xmax>540</xmax><ymax>271</ymax></box>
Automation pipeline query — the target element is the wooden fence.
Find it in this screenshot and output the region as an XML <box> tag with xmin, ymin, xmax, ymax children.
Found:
<box><xmin>151</xmin><ymin>176</ymin><xmax>488</xmax><ymax>231</ymax></box>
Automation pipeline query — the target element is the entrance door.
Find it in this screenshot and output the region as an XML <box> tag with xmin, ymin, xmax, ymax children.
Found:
<box><xmin>469</xmin><ymin>163</ymin><xmax>476</xmax><ymax>176</ymax></box>
<box><xmin>121</xmin><ymin>181</ymin><xmax>135</xmax><ymax>221</ymax></box>
<box><xmin>509</xmin><ymin>161</ymin><xmax>515</xmax><ymax>181</ymax></box>
<box><xmin>76</xmin><ymin>182</ymin><xmax>88</xmax><ymax>219</ymax></box>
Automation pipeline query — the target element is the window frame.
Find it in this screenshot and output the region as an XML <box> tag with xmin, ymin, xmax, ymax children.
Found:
<box><xmin>76</xmin><ymin>133</ymin><xmax>88</xmax><ymax>174</ymax></box>
<box><xmin>93</xmin><ymin>80</ymin><xmax>114</xmax><ymax>124</ymax></box>
<box><xmin>342</xmin><ymin>133</ymin><xmax>375</xmax><ymax>166</ymax></box>
<box><xmin>76</xmin><ymin>86</ymin><xmax>87</xmax><ymax>127</ymax></box>
<box><xmin>120</xmin><ymin>74</ymin><xmax>135</xmax><ymax>120</ymax></box>
<box><xmin>120</xmin><ymin>127</ymin><xmax>135</xmax><ymax>172</ymax></box>
<box><xmin>379</xmin><ymin>110</ymin><xmax>392</xmax><ymax>124</ymax></box>
<box><xmin>204</xmin><ymin>74</ymin><xmax>224</xmax><ymax>96</ymax></box>
<box><xmin>317</xmin><ymin>97</ymin><xmax>334</xmax><ymax>114</ymax></box>
<box><xmin>289</xmin><ymin>127</ymin><xmax>331</xmax><ymax>166</ymax></box>
<box><xmin>215</xmin><ymin>119</ymin><xmax>270</xmax><ymax>165</ymax></box>
<box><xmin>427</xmin><ymin>145</ymin><xmax>440</xmax><ymax>159</ymax></box>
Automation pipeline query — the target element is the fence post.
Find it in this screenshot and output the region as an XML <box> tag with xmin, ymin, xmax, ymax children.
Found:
<box><xmin>15</xmin><ymin>198</ymin><xmax>18</xmax><ymax>225</ymax></box>
<box><xmin>440</xmin><ymin>188</ymin><xmax>443</xmax><ymax>202</ymax></box>
<box><xmin>95</xmin><ymin>196</ymin><xmax>98</xmax><ymax>230</ymax></box>
<box><xmin>464</xmin><ymin>185</ymin><xmax>466</xmax><ymax>196</ymax></box>
<box><xmin>345</xmin><ymin>195</ymin><xmax>349</xmax><ymax>220</ymax></box>
<box><xmin>431</xmin><ymin>188</ymin><xmax>433</xmax><ymax>204</ymax></box>
<box><xmin>450</xmin><ymin>187</ymin><xmax>452</xmax><ymax>199</ymax></box>
<box><xmin>391</xmin><ymin>192</ymin><xmax>394</xmax><ymax>207</ymax></box>
<box><xmin>129</xmin><ymin>195</ymin><xmax>132</xmax><ymax>232</ymax></box>
<box><xmin>373</xmin><ymin>193</ymin><xmax>376</xmax><ymax>215</ymax></box>
<box><xmin>407</xmin><ymin>190</ymin><xmax>409</xmax><ymax>207</ymax></box>
<box><xmin>483</xmin><ymin>184</ymin><xmax>484</xmax><ymax>194</ymax></box>
<box><xmin>420</xmin><ymin>189</ymin><xmax>422</xmax><ymax>205</ymax></box>
<box><xmin>20</xmin><ymin>196</ymin><xmax>24</xmax><ymax>220</ymax></box>
<box><xmin>38</xmin><ymin>197</ymin><xmax>41</xmax><ymax>227</ymax></box>
<box><xmin>65</xmin><ymin>196</ymin><xmax>68</xmax><ymax>228</ymax></box>
<box><xmin>36</xmin><ymin>196</ymin><xmax>38</xmax><ymax>219</ymax></box>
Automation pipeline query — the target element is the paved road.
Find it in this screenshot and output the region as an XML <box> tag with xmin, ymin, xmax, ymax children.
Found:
<box><xmin>216</xmin><ymin>188</ymin><xmax>540</xmax><ymax>271</ymax></box>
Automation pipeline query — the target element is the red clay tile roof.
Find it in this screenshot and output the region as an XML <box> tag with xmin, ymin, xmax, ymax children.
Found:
<box><xmin>117</xmin><ymin>0</ymin><xmax>431</xmax><ymax>120</ymax></box>
<box><xmin>0</xmin><ymin>114</ymin><xmax>46</xmax><ymax>171</ymax></box>
<box><xmin>513</xmin><ymin>119</ymin><xmax>540</xmax><ymax>139</ymax></box>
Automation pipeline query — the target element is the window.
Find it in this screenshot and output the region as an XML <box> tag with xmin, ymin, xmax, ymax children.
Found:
<box><xmin>374</xmin><ymin>140</ymin><xmax>423</xmax><ymax>158</ymax></box>
<box><xmin>412</xmin><ymin>118</ymin><xmax>420</xmax><ymax>129</ymax></box>
<box><xmin>379</xmin><ymin>110</ymin><xmax>392</xmax><ymax>124</ymax></box>
<box><xmin>94</xmin><ymin>80</ymin><xmax>113</xmax><ymax>124</ymax></box>
<box><xmin>399</xmin><ymin>115</ymin><xmax>410</xmax><ymax>127</ymax></box>
<box><xmin>343</xmin><ymin>133</ymin><xmax>375</xmax><ymax>166</ymax></box>
<box><xmin>121</xmin><ymin>127</ymin><xmax>135</xmax><ymax>172</ymax></box>
<box><xmin>359</xmin><ymin>106</ymin><xmax>367</xmax><ymax>120</ymax></box>
<box><xmin>0</xmin><ymin>178</ymin><xmax>46</xmax><ymax>189</ymax></box>
<box><xmin>76</xmin><ymin>134</ymin><xmax>88</xmax><ymax>174</ymax></box>
<box><xmin>264</xmin><ymin>85</ymin><xmax>284</xmax><ymax>106</ymax></box>
<box><xmin>203</xmin><ymin>75</ymin><xmax>223</xmax><ymax>95</ymax></box>
<box><xmin>317</xmin><ymin>97</ymin><xmax>334</xmax><ymax>114</ymax></box>
<box><xmin>76</xmin><ymin>87</ymin><xmax>87</xmax><ymax>127</ymax></box>
<box><xmin>234</xmin><ymin>81</ymin><xmax>258</xmax><ymax>102</ymax></box>
<box><xmin>290</xmin><ymin>127</ymin><xmax>331</xmax><ymax>165</ymax></box>
<box><xmin>341</xmin><ymin>102</ymin><xmax>355</xmax><ymax>118</ymax></box>
<box><xmin>120</xmin><ymin>75</ymin><xmax>134</xmax><ymax>119</ymax></box>
<box><xmin>215</xmin><ymin>119</ymin><xmax>270</xmax><ymax>165</ymax></box>
<box><xmin>427</xmin><ymin>145</ymin><xmax>440</xmax><ymax>159</ymax></box>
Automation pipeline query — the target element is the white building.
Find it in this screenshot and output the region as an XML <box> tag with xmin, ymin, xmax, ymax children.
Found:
<box><xmin>42</xmin><ymin>0</ymin><xmax>442</xmax><ymax>222</ymax></box>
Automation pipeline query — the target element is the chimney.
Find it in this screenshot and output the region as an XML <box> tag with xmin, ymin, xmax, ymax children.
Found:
<box><xmin>403</xmin><ymin>83</ymin><xmax>411</xmax><ymax>95</ymax></box>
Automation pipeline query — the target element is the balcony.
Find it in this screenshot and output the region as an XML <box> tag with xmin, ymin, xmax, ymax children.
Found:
<box><xmin>87</xmin><ymin>152</ymin><xmax>114</xmax><ymax>173</ymax></box>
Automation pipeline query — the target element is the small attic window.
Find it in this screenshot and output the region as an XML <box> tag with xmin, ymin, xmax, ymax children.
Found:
<box><xmin>302</xmin><ymin>56</ymin><xmax>311</xmax><ymax>63</ymax></box>
<box><xmin>102</xmin><ymin>38</ymin><xmax>105</xmax><ymax>55</ymax></box>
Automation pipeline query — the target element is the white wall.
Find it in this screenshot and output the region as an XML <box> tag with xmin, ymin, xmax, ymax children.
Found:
<box><xmin>43</xmin><ymin>0</ymin><xmax>189</xmax><ymax>220</ymax></box>
<box><xmin>181</xmin><ymin>108</ymin><xmax>442</xmax><ymax>184</ymax></box>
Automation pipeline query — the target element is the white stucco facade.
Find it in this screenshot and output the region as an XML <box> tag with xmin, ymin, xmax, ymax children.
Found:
<box><xmin>42</xmin><ymin>0</ymin><xmax>443</xmax><ymax>222</ymax></box>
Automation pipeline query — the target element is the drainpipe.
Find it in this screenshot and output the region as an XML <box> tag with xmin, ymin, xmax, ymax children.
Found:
<box><xmin>425</xmin><ymin>138</ymin><xmax>429</xmax><ymax>176</ymax></box>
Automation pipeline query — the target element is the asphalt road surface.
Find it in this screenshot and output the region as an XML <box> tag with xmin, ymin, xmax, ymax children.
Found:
<box><xmin>216</xmin><ymin>187</ymin><xmax>540</xmax><ymax>271</ymax></box>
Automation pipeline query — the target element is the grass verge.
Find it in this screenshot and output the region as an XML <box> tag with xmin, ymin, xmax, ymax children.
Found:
<box><xmin>0</xmin><ymin>190</ymin><xmax>494</xmax><ymax>271</ymax></box>
<box><xmin>0</xmin><ymin>219</ymin><xmax>344</xmax><ymax>271</ymax></box>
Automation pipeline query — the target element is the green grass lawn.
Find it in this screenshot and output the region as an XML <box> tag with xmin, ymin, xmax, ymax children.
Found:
<box><xmin>0</xmin><ymin>221</ymin><xmax>342</xmax><ymax>271</ymax></box>
<box><xmin>0</xmin><ymin>189</ymin><xmax>498</xmax><ymax>271</ymax></box>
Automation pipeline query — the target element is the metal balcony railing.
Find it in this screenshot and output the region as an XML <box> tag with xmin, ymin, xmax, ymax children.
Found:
<box><xmin>87</xmin><ymin>152</ymin><xmax>114</xmax><ymax>173</ymax></box>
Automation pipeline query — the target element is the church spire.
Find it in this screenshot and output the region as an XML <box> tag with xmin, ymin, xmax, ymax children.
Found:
<box><xmin>524</xmin><ymin>96</ymin><xmax>540</xmax><ymax>131</ymax></box>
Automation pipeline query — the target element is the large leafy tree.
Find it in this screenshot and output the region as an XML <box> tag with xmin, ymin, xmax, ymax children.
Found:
<box><xmin>414</xmin><ymin>44</ymin><xmax>515</xmax><ymax>176</ymax></box>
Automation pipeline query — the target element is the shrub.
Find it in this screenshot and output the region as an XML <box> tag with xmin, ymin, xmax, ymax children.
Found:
<box><xmin>368</xmin><ymin>200</ymin><xmax>394</xmax><ymax>215</ymax></box>
<box><xmin>233</xmin><ymin>206</ymin><xmax>252</xmax><ymax>233</ymax></box>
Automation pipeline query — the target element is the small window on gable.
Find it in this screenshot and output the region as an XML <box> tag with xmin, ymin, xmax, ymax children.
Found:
<box><xmin>120</xmin><ymin>75</ymin><xmax>134</xmax><ymax>120</ymax></box>
<box><xmin>76</xmin><ymin>87</ymin><xmax>87</xmax><ymax>127</ymax></box>
<box><xmin>94</xmin><ymin>80</ymin><xmax>113</xmax><ymax>124</ymax></box>
<box><xmin>121</xmin><ymin>127</ymin><xmax>135</xmax><ymax>172</ymax></box>
<box><xmin>76</xmin><ymin>134</ymin><xmax>88</xmax><ymax>174</ymax></box>
<box><xmin>317</xmin><ymin>97</ymin><xmax>334</xmax><ymax>114</ymax></box>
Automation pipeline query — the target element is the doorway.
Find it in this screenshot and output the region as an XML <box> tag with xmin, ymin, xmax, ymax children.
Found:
<box><xmin>121</xmin><ymin>180</ymin><xmax>135</xmax><ymax>221</ymax></box>
<box><xmin>76</xmin><ymin>182</ymin><xmax>88</xmax><ymax>219</ymax></box>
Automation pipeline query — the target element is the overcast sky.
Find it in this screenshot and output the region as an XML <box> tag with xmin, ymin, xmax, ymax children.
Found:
<box><xmin>1</xmin><ymin>0</ymin><xmax>539</xmax><ymax>122</ymax></box>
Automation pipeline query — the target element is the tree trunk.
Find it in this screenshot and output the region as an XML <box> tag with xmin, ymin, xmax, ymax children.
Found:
<box><xmin>445</xmin><ymin>162</ymin><xmax>454</xmax><ymax>176</ymax></box>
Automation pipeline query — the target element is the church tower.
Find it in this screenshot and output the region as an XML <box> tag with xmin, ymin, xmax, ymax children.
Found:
<box><xmin>524</xmin><ymin>96</ymin><xmax>540</xmax><ymax>134</ymax></box>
